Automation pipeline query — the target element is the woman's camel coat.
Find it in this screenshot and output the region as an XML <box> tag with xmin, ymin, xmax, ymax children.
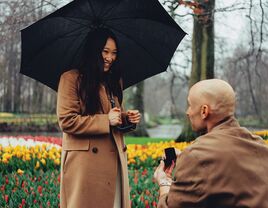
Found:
<box><xmin>57</xmin><ymin>70</ymin><xmax>131</xmax><ymax>208</ymax></box>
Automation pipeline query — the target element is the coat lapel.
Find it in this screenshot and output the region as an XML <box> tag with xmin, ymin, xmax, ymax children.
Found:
<box><xmin>99</xmin><ymin>84</ymin><xmax>121</xmax><ymax>114</ymax></box>
<box><xmin>99</xmin><ymin>84</ymin><xmax>111</xmax><ymax>113</ymax></box>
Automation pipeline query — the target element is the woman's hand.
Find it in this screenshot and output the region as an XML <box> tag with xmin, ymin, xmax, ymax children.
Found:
<box><xmin>108</xmin><ymin>107</ymin><xmax>122</xmax><ymax>126</ymax></box>
<box><xmin>126</xmin><ymin>110</ymin><xmax>141</xmax><ymax>124</ymax></box>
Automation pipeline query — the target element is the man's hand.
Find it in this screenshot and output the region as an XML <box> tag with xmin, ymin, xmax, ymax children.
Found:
<box><xmin>154</xmin><ymin>148</ymin><xmax>182</xmax><ymax>197</ymax></box>
<box><xmin>154</xmin><ymin>160</ymin><xmax>175</xmax><ymax>197</ymax></box>
<box><xmin>154</xmin><ymin>160</ymin><xmax>174</xmax><ymax>185</ymax></box>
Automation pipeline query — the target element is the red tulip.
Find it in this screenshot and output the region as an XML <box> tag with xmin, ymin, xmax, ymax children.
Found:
<box><xmin>21</xmin><ymin>181</ymin><xmax>25</xmax><ymax>188</ymax></box>
<box><xmin>37</xmin><ymin>185</ymin><xmax>42</xmax><ymax>194</ymax></box>
<box><xmin>145</xmin><ymin>199</ymin><xmax>150</xmax><ymax>208</ymax></box>
<box><xmin>0</xmin><ymin>185</ymin><xmax>5</xmax><ymax>191</ymax></box>
<box><xmin>145</xmin><ymin>190</ymin><xmax>150</xmax><ymax>196</ymax></box>
<box><xmin>22</xmin><ymin>198</ymin><xmax>26</xmax><ymax>205</ymax></box>
<box><xmin>152</xmin><ymin>201</ymin><xmax>157</xmax><ymax>207</ymax></box>
<box><xmin>4</xmin><ymin>195</ymin><xmax>8</xmax><ymax>203</ymax></box>
<box><xmin>142</xmin><ymin>169</ymin><xmax>148</xmax><ymax>176</ymax></box>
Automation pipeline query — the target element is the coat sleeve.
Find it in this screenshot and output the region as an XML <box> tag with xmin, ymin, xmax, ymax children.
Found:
<box><xmin>157</xmin><ymin>149</ymin><xmax>207</xmax><ymax>208</ymax></box>
<box><xmin>57</xmin><ymin>70</ymin><xmax>110</xmax><ymax>135</ymax></box>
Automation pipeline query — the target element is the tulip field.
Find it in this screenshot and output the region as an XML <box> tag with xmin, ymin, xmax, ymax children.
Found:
<box><xmin>0</xmin><ymin>131</ymin><xmax>267</xmax><ymax>207</ymax></box>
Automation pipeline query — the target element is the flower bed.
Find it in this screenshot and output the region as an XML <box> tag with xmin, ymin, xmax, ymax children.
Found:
<box><xmin>1</xmin><ymin>170</ymin><xmax>60</xmax><ymax>207</ymax></box>
<box><xmin>254</xmin><ymin>130</ymin><xmax>268</xmax><ymax>138</ymax></box>
<box><xmin>1</xmin><ymin>134</ymin><xmax>268</xmax><ymax>207</ymax></box>
<box><xmin>0</xmin><ymin>114</ymin><xmax>59</xmax><ymax>132</ymax></box>
<box><xmin>127</xmin><ymin>141</ymin><xmax>189</xmax><ymax>168</ymax></box>
<box><xmin>0</xmin><ymin>136</ymin><xmax>61</xmax><ymax>174</ymax></box>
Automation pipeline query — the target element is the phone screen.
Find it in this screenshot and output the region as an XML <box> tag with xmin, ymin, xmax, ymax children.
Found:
<box><xmin>164</xmin><ymin>147</ymin><xmax>176</xmax><ymax>168</ymax></box>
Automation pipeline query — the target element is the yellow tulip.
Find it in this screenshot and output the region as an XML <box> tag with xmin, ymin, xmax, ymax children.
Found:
<box><xmin>17</xmin><ymin>169</ymin><xmax>24</xmax><ymax>175</ymax></box>
<box><xmin>40</xmin><ymin>158</ymin><xmax>46</xmax><ymax>165</ymax></box>
<box><xmin>3</xmin><ymin>153</ymin><xmax>12</xmax><ymax>160</ymax></box>
<box><xmin>54</xmin><ymin>158</ymin><xmax>60</xmax><ymax>165</ymax></box>
<box><xmin>254</xmin><ymin>130</ymin><xmax>268</xmax><ymax>137</ymax></box>
<box><xmin>25</xmin><ymin>154</ymin><xmax>31</xmax><ymax>161</ymax></box>
<box><xmin>35</xmin><ymin>161</ymin><xmax>40</xmax><ymax>169</ymax></box>
<box><xmin>37</xmin><ymin>153</ymin><xmax>42</xmax><ymax>159</ymax></box>
<box><xmin>2</xmin><ymin>157</ymin><xmax>8</xmax><ymax>164</ymax></box>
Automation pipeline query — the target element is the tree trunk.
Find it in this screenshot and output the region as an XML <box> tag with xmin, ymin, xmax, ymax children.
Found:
<box><xmin>128</xmin><ymin>82</ymin><xmax>148</xmax><ymax>136</ymax></box>
<box><xmin>177</xmin><ymin>0</ymin><xmax>215</xmax><ymax>142</ymax></box>
<box><xmin>14</xmin><ymin>68</ymin><xmax>22</xmax><ymax>112</ymax></box>
<box><xmin>4</xmin><ymin>36</ymin><xmax>14</xmax><ymax>112</ymax></box>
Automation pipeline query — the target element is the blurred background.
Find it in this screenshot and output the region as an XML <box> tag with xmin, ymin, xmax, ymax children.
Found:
<box><xmin>0</xmin><ymin>0</ymin><xmax>267</xmax><ymax>141</ymax></box>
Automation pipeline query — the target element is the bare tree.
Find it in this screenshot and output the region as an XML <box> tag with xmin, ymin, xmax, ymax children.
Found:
<box><xmin>172</xmin><ymin>0</ymin><xmax>216</xmax><ymax>141</ymax></box>
<box><xmin>0</xmin><ymin>0</ymin><xmax>59</xmax><ymax>113</ymax></box>
<box><xmin>222</xmin><ymin>0</ymin><xmax>268</xmax><ymax>126</ymax></box>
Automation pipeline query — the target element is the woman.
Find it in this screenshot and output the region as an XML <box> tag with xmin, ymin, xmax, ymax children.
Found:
<box><xmin>57</xmin><ymin>28</ymin><xmax>141</xmax><ymax>208</ymax></box>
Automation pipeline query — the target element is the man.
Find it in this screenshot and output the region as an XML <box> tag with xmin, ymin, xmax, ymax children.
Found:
<box><xmin>154</xmin><ymin>79</ymin><xmax>268</xmax><ymax>208</ymax></box>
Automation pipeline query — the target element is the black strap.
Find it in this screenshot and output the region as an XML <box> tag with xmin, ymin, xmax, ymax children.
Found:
<box><xmin>107</xmin><ymin>87</ymin><xmax>136</xmax><ymax>132</ymax></box>
<box><xmin>109</xmin><ymin>91</ymin><xmax>116</xmax><ymax>108</ymax></box>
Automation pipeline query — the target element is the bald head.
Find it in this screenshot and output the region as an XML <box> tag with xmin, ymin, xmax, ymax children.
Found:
<box><xmin>189</xmin><ymin>79</ymin><xmax>236</xmax><ymax>121</ymax></box>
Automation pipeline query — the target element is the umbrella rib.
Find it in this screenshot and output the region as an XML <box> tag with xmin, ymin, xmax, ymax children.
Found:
<box><xmin>86</xmin><ymin>0</ymin><xmax>96</xmax><ymax>18</ymax></box>
<box><xmin>99</xmin><ymin>1</ymin><xmax>123</xmax><ymax>20</ymax></box>
<box><xmin>105</xmin><ymin>16</ymin><xmax>173</xmax><ymax>27</ymax></box>
<box><xmin>24</xmin><ymin>27</ymin><xmax>89</xmax><ymax>66</ymax></box>
<box><xmin>53</xmin><ymin>16</ymin><xmax>106</xmax><ymax>31</ymax></box>
<box><xmin>106</xmin><ymin>24</ymin><xmax>165</xmax><ymax>69</ymax></box>
<box><xmin>45</xmin><ymin>26</ymin><xmax>88</xmax><ymax>44</ymax></box>
<box><xmin>60</xmin><ymin>16</ymin><xmax>89</xmax><ymax>27</ymax></box>
<box><xmin>68</xmin><ymin>32</ymin><xmax>89</xmax><ymax>69</ymax></box>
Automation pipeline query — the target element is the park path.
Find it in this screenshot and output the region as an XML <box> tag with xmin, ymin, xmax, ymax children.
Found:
<box><xmin>147</xmin><ymin>124</ymin><xmax>182</xmax><ymax>139</ymax></box>
<box><xmin>0</xmin><ymin>124</ymin><xmax>183</xmax><ymax>139</ymax></box>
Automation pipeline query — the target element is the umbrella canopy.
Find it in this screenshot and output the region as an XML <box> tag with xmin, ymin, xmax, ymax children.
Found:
<box><xmin>20</xmin><ymin>0</ymin><xmax>186</xmax><ymax>90</ymax></box>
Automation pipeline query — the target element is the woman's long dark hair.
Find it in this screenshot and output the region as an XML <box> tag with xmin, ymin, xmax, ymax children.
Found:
<box><xmin>78</xmin><ymin>28</ymin><xmax>122</xmax><ymax>115</ymax></box>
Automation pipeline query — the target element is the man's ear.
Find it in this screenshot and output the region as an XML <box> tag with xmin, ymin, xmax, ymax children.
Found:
<box><xmin>200</xmin><ymin>105</ymin><xmax>209</xmax><ymax>120</ymax></box>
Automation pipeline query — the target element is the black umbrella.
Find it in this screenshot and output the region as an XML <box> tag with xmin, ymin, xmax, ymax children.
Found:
<box><xmin>20</xmin><ymin>0</ymin><xmax>186</xmax><ymax>90</ymax></box>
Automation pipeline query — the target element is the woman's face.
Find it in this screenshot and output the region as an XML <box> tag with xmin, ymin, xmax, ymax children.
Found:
<box><xmin>102</xmin><ymin>37</ymin><xmax>117</xmax><ymax>72</ymax></box>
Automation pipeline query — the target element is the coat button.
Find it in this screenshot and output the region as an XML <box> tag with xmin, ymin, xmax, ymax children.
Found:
<box><xmin>92</xmin><ymin>147</ymin><xmax>98</xmax><ymax>153</ymax></box>
<box><xmin>123</xmin><ymin>144</ymin><xmax>127</xmax><ymax>152</ymax></box>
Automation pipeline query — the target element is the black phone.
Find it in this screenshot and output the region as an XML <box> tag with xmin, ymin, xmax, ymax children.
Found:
<box><xmin>115</xmin><ymin>114</ymin><xmax>136</xmax><ymax>133</ymax></box>
<box><xmin>164</xmin><ymin>147</ymin><xmax>177</xmax><ymax>168</ymax></box>
<box><xmin>116</xmin><ymin>123</ymin><xmax>136</xmax><ymax>133</ymax></box>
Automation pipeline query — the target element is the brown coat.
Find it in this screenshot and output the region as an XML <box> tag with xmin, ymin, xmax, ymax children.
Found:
<box><xmin>57</xmin><ymin>70</ymin><xmax>130</xmax><ymax>208</ymax></box>
<box><xmin>158</xmin><ymin>117</ymin><xmax>268</xmax><ymax>208</ymax></box>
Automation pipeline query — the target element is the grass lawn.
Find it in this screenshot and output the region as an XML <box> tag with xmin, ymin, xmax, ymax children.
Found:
<box><xmin>125</xmin><ymin>136</ymin><xmax>173</xmax><ymax>144</ymax></box>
